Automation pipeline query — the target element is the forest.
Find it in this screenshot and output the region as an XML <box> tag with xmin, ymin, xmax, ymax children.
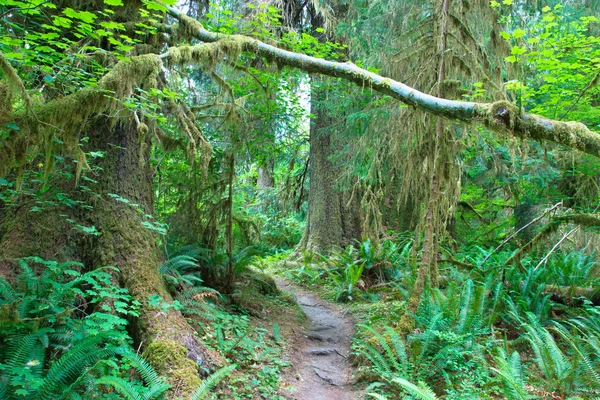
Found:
<box><xmin>1</xmin><ymin>0</ymin><xmax>600</xmax><ymax>399</ymax></box>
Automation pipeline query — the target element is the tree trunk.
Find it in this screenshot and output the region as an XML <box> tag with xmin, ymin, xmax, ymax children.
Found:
<box><xmin>257</xmin><ymin>159</ymin><xmax>275</xmax><ymax>189</ymax></box>
<box><xmin>0</xmin><ymin>118</ymin><xmax>213</xmax><ymax>398</ymax></box>
<box><xmin>294</xmin><ymin>82</ymin><xmax>361</xmax><ymax>255</ymax></box>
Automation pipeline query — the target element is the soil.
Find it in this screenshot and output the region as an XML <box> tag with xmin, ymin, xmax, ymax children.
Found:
<box><xmin>274</xmin><ymin>277</ymin><xmax>360</xmax><ymax>400</ymax></box>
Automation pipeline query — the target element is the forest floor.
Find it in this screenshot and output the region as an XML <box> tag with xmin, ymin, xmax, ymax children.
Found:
<box><xmin>273</xmin><ymin>277</ymin><xmax>360</xmax><ymax>400</ymax></box>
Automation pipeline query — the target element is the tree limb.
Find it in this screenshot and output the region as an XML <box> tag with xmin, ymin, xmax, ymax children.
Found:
<box><xmin>164</xmin><ymin>6</ymin><xmax>600</xmax><ymax>158</ymax></box>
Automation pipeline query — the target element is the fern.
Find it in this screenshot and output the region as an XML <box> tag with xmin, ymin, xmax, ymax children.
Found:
<box><xmin>491</xmin><ymin>348</ymin><xmax>530</xmax><ymax>400</ymax></box>
<box><xmin>160</xmin><ymin>255</ymin><xmax>204</xmax><ymax>292</ymax></box>
<box><xmin>96</xmin><ymin>376</ymin><xmax>144</xmax><ymax>400</ymax></box>
<box><xmin>358</xmin><ymin>324</ymin><xmax>407</xmax><ymax>376</ymax></box>
<box><xmin>189</xmin><ymin>364</ymin><xmax>237</xmax><ymax>400</ymax></box>
<box><xmin>390</xmin><ymin>377</ymin><xmax>439</xmax><ymax>400</ymax></box>
<box><xmin>95</xmin><ymin>350</ymin><xmax>170</xmax><ymax>400</ymax></box>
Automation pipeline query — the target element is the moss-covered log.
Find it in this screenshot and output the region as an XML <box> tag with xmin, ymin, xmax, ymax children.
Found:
<box><xmin>165</xmin><ymin>7</ymin><xmax>600</xmax><ymax>158</ymax></box>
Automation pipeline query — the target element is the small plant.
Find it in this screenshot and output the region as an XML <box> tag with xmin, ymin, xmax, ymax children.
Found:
<box><xmin>0</xmin><ymin>257</ymin><xmax>139</xmax><ymax>399</ymax></box>
<box><xmin>160</xmin><ymin>255</ymin><xmax>204</xmax><ymax>293</ymax></box>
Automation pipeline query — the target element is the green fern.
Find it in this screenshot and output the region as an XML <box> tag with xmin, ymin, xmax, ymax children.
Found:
<box><xmin>390</xmin><ymin>377</ymin><xmax>439</xmax><ymax>400</ymax></box>
<box><xmin>357</xmin><ymin>324</ymin><xmax>407</xmax><ymax>376</ymax></box>
<box><xmin>189</xmin><ymin>364</ymin><xmax>237</xmax><ymax>400</ymax></box>
<box><xmin>160</xmin><ymin>255</ymin><xmax>204</xmax><ymax>292</ymax></box>
<box><xmin>491</xmin><ymin>348</ymin><xmax>530</xmax><ymax>400</ymax></box>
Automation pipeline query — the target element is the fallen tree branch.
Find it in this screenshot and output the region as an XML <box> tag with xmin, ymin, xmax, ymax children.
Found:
<box><xmin>165</xmin><ymin>7</ymin><xmax>600</xmax><ymax>158</ymax></box>
<box><xmin>505</xmin><ymin>213</ymin><xmax>600</xmax><ymax>267</ymax></box>
<box><xmin>480</xmin><ymin>202</ymin><xmax>562</xmax><ymax>266</ymax></box>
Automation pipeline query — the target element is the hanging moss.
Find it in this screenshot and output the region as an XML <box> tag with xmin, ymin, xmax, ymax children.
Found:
<box><xmin>0</xmin><ymin>52</ymin><xmax>32</xmax><ymax>113</ymax></box>
<box><xmin>166</xmin><ymin>39</ymin><xmax>245</xmax><ymax>72</ymax></box>
<box><xmin>1</xmin><ymin>54</ymin><xmax>163</xmax><ymax>178</ymax></box>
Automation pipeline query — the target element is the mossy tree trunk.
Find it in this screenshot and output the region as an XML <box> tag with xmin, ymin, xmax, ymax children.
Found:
<box><xmin>0</xmin><ymin>118</ymin><xmax>211</xmax><ymax>398</ymax></box>
<box><xmin>294</xmin><ymin>82</ymin><xmax>361</xmax><ymax>255</ymax></box>
<box><xmin>82</xmin><ymin>118</ymin><xmax>211</xmax><ymax>397</ymax></box>
<box><xmin>398</xmin><ymin>0</ymin><xmax>450</xmax><ymax>334</ymax></box>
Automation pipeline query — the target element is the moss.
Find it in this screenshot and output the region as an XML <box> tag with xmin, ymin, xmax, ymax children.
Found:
<box><xmin>521</xmin><ymin>115</ymin><xmax>597</xmax><ymax>153</ymax></box>
<box><xmin>143</xmin><ymin>339</ymin><xmax>202</xmax><ymax>398</ymax></box>
<box><xmin>0</xmin><ymin>53</ymin><xmax>31</xmax><ymax>112</ymax></box>
<box><xmin>249</xmin><ymin>269</ymin><xmax>280</xmax><ymax>296</ymax></box>
<box><xmin>231</xmin><ymin>269</ymin><xmax>283</xmax><ymax>316</ymax></box>
<box><xmin>506</xmin><ymin>213</ymin><xmax>600</xmax><ymax>268</ymax></box>
<box><xmin>231</xmin><ymin>285</ymin><xmax>268</xmax><ymax>316</ymax></box>
<box><xmin>477</xmin><ymin>100</ymin><xmax>518</xmax><ymax>132</ymax></box>
<box><xmin>167</xmin><ymin>39</ymin><xmax>245</xmax><ymax>71</ymax></box>
<box><xmin>176</xmin><ymin>12</ymin><xmax>208</xmax><ymax>39</ymax></box>
<box><xmin>2</xmin><ymin>54</ymin><xmax>163</xmax><ymax>176</ymax></box>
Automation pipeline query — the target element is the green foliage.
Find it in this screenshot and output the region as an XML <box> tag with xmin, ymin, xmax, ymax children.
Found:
<box><xmin>197</xmin><ymin>303</ymin><xmax>289</xmax><ymax>399</ymax></box>
<box><xmin>95</xmin><ymin>351</ymin><xmax>171</xmax><ymax>400</ymax></box>
<box><xmin>189</xmin><ymin>364</ymin><xmax>237</xmax><ymax>400</ymax></box>
<box><xmin>0</xmin><ymin>257</ymin><xmax>141</xmax><ymax>399</ymax></box>
<box><xmin>160</xmin><ymin>255</ymin><xmax>204</xmax><ymax>292</ymax></box>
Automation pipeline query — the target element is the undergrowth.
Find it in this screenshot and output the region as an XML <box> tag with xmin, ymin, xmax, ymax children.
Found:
<box><xmin>267</xmin><ymin>236</ymin><xmax>600</xmax><ymax>399</ymax></box>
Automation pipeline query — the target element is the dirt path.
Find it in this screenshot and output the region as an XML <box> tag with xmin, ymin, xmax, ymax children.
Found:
<box><xmin>274</xmin><ymin>278</ymin><xmax>359</xmax><ymax>400</ymax></box>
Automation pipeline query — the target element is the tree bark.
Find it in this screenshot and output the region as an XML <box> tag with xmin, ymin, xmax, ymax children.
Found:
<box><xmin>257</xmin><ymin>160</ymin><xmax>275</xmax><ymax>189</ymax></box>
<box><xmin>294</xmin><ymin>82</ymin><xmax>361</xmax><ymax>255</ymax></box>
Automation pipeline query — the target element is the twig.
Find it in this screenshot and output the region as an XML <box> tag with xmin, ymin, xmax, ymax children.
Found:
<box><xmin>334</xmin><ymin>349</ymin><xmax>347</xmax><ymax>359</ymax></box>
<box><xmin>534</xmin><ymin>227</ymin><xmax>578</xmax><ymax>271</ymax></box>
<box><xmin>480</xmin><ymin>202</ymin><xmax>562</xmax><ymax>266</ymax></box>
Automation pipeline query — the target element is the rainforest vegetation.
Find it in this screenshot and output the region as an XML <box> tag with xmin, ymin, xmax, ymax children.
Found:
<box><xmin>1</xmin><ymin>0</ymin><xmax>600</xmax><ymax>399</ymax></box>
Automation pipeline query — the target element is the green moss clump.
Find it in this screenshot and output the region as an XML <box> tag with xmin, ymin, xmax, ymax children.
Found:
<box><xmin>143</xmin><ymin>339</ymin><xmax>202</xmax><ymax>398</ymax></box>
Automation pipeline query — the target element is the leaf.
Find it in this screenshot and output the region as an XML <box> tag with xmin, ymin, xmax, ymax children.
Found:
<box><xmin>104</xmin><ymin>0</ymin><xmax>124</xmax><ymax>5</ymax></box>
<box><xmin>500</xmin><ymin>31</ymin><xmax>511</xmax><ymax>40</ymax></box>
<box><xmin>512</xmin><ymin>29</ymin><xmax>525</xmax><ymax>39</ymax></box>
<box><xmin>511</xmin><ymin>46</ymin><xmax>526</xmax><ymax>55</ymax></box>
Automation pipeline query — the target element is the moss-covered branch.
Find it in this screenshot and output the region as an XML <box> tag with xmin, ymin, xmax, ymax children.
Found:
<box><xmin>164</xmin><ymin>7</ymin><xmax>600</xmax><ymax>158</ymax></box>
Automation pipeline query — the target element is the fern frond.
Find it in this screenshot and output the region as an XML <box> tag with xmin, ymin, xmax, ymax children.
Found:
<box><xmin>366</xmin><ymin>393</ymin><xmax>389</xmax><ymax>400</ymax></box>
<box><xmin>0</xmin><ymin>275</ymin><xmax>18</xmax><ymax>303</ymax></box>
<box><xmin>142</xmin><ymin>382</ymin><xmax>171</xmax><ymax>400</ymax></box>
<box><xmin>391</xmin><ymin>377</ymin><xmax>439</xmax><ymax>400</ymax></box>
<box><xmin>189</xmin><ymin>364</ymin><xmax>236</xmax><ymax>400</ymax></box>
<box><xmin>96</xmin><ymin>376</ymin><xmax>143</xmax><ymax>400</ymax></box>
<box><xmin>121</xmin><ymin>351</ymin><xmax>165</xmax><ymax>388</ymax></box>
<box><xmin>39</xmin><ymin>333</ymin><xmax>116</xmax><ymax>399</ymax></box>
<box><xmin>359</xmin><ymin>324</ymin><xmax>403</xmax><ymax>374</ymax></box>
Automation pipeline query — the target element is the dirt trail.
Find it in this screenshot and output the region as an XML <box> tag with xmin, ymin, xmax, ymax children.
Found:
<box><xmin>274</xmin><ymin>278</ymin><xmax>359</xmax><ymax>400</ymax></box>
